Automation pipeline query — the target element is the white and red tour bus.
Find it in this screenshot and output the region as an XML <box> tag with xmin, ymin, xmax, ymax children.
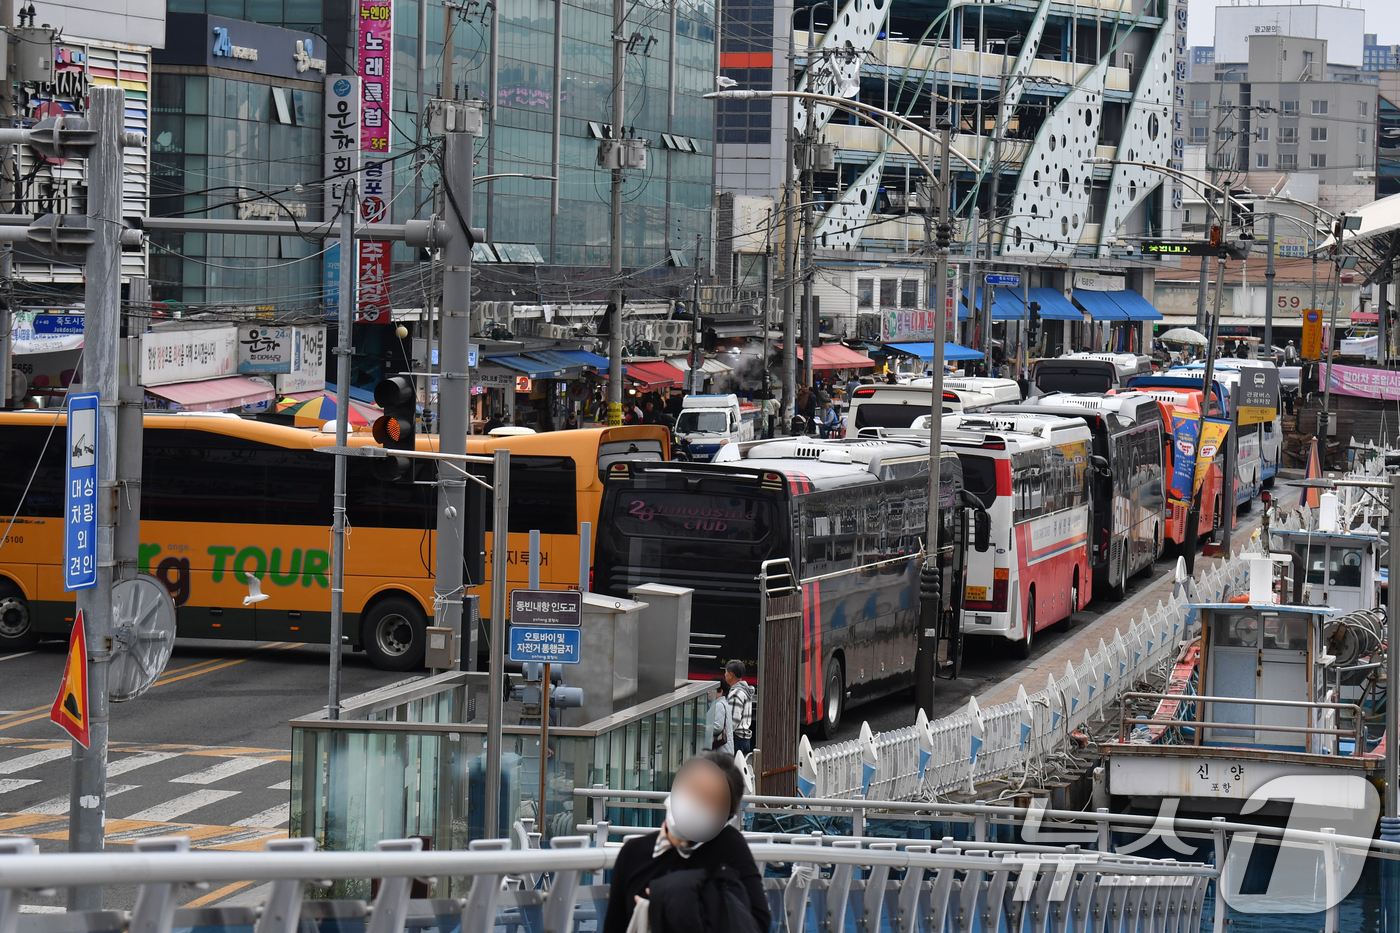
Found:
<box><xmin>941</xmin><ymin>412</ymin><xmax>1095</xmax><ymax>657</ymax></box>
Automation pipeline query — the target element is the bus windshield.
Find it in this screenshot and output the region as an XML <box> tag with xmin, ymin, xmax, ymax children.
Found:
<box><xmin>676</xmin><ymin>411</ymin><xmax>729</xmax><ymax>434</ymax></box>
<box><xmin>1035</xmin><ymin>367</ymin><xmax>1112</xmax><ymax>394</ymax></box>
<box><xmin>956</xmin><ymin>453</ymin><xmax>998</xmax><ymax>508</ymax></box>
<box><xmin>854</xmin><ymin>404</ymin><xmax>922</xmax><ymax>430</ymax></box>
<box><xmin>612</xmin><ymin>488</ymin><xmax>772</xmax><ymax>542</ymax></box>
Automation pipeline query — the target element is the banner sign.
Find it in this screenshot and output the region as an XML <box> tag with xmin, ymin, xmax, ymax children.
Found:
<box><xmin>323</xmin><ymin>74</ymin><xmax>360</xmax><ymax>318</ymax></box>
<box><xmin>1195</xmin><ymin>417</ymin><xmax>1231</xmax><ymax>495</ymax></box>
<box><xmin>1301</xmin><ymin>309</ymin><xmax>1323</xmax><ymax>360</ymax></box>
<box><xmin>140</xmin><ymin>326</ymin><xmax>238</xmax><ymax>387</ymax></box>
<box><xmin>10</xmin><ymin>310</ymin><xmax>83</xmax><ymax>355</ymax></box>
<box><xmin>276</xmin><ymin>326</ymin><xmax>328</xmax><ymax>393</ymax></box>
<box><xmin>1325</xmin><ymin>363</ymin><xmax>1400</xmax><ymax>402</ymax></box>
<box><xmin>64</xmin><ymin>393</ymin><xmax>99</xmax><ymax>591</ymax></box>
<box><xmin>237</xmin><ymin>325</ymin><xmax>295</xmax><ymax>373</ymax></box>
<box><xmin>356</xmin><ymin>0</ymin><xmax>393</xmax><ymax>324</ymax></box>
<box><xmin>884</xmin><ymin>268</ymin><xmax>960</xmax><ymax>342</ymax></box>
<box><xmin>1234</xmin><ymin>366</ymin><xmax>1280</xmax><ymax>426</ymax></box>
<box><xmin>1074</xmin><ymin>272</ymin><xmax>1125</xmax><ymax>292</ymax></box>
<box><xmin>1168</xmin><ymin>412</ymin><xmax>1200</xmax><ymax>508</ymax></box>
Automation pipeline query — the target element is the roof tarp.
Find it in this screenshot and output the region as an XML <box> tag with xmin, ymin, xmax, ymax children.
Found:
<box><xmin>482</xmin><ymin>355</ymin><xmax>570</xmax><ymax>378</ymax></box>
<box><xmin>1073</xmin><ymin>289</ymin><xmax>1131</xmax><ymax>321</ymax></box>
<box><xmin>1026</xmin><ymin>287</ymin><xmax>1083</xmax><ymax>321</ymax></box>
<box><xmin>783</xmin><ymin>344</ymin><xmax>877</xmax><ymax>370</ymax></box>
<box><xmin>145</xmin><ymin>376</ymin><xmax>276</xmax><ymax>412</ymax></box>
<box><xmin>884</xmin><ymin>342</ymin><xmax>985</xmax><ymax>361</ymax></box>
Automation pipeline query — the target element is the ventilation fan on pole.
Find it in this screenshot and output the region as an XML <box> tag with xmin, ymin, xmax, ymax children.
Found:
<box><xmin>109</xmin><ymin>574</ymin><xmax>178</xmax><ymax>702</ymax></box>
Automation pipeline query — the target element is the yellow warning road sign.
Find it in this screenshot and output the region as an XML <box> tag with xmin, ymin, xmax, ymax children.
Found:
<box><xmin>50</xmin><ymin>612</ymin><xmax>90</xmax><ymax>748</ymax></box>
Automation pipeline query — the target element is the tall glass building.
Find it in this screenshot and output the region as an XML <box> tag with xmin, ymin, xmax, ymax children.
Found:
<box><xmin>163</xmin><ymin>0</ymin><xmax>717</xmax><ymax>300</ymax></box>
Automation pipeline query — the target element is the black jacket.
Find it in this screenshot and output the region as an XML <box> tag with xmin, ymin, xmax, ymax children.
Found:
<box><xmin>601</xmin><ymin>827</ymin><xmax>770</xmax><ymax>933</ymax></box>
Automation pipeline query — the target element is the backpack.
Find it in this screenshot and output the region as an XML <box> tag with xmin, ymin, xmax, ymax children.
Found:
<box><xmin>647</xmin><ymin>864</ymin><xmax>763</xmax><ymax>933</ymax></box>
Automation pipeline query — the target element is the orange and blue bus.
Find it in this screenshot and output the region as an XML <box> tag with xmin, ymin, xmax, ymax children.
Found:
<box><xmin>0</xmin><ymin>411</ymin><xmax>668</xmax><ymax>669</ymax></box>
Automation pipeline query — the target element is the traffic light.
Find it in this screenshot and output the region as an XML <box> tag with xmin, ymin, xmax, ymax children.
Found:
<box><xmin>1027</xmin><ymin>301</ymin><xmax>1041</xmax><ymax>343</ymax></box>
<box><xmin>935</xmin><ymin>221</ymin><xmax>952</xmax><ymax>250</ymax></box>
<box><xmin>372</xmin><ymin>375</ymin><xmax>416</xmax><ymax>481</ymax></box>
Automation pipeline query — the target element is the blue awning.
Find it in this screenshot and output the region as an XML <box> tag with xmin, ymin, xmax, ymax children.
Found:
<box><xmin>885</xmin><ymin>342</ymin><xmax>985</xmax><ymax>361</ymax></box>
<box><xmin>1073</xmin><ymin>289</ymin><xmax>1131</xmax><ymax>321</ymax></box>
<box><xmin>522</xmin><ymin>350</ymin><xmax>591</xmax><ymax>374</ymax></box>
<box><xmin>1107</xmin><ymin>290</ymin><xmax>1164</xmax><ymax>321</ymax></box>
<box><xmin>483</xmin><ymin>354</ymin><xmax>571</xmax><ymax>378</ymax></box>
<box><xmin>1026</xmin><ymin>287</ymin><xmax>1083</xmax><ymax>321</ymax></box>
<box><xmin>553</xmin><ymin>349</ymin><xmax>612</xmax><ymax>370</ymax></box>
<box><xmin>977</xmin><ymin>287</ymin><xmax>1029</xmax><ymax>321</ymax></box>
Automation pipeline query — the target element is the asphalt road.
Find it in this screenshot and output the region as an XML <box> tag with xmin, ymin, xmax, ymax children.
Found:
<box><xmin>0</xmin><ymin>638</ymin><xmax>405</xmax><ymax>909</ymax></box>
<box><xmin>822</xmin><ymin>503</ymin><xmax>1269</xmax><ymax>742</ymax></box>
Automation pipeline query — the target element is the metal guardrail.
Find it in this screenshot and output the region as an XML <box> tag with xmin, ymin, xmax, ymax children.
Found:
<box><xmin>0</xmin><ymin>834</ymin><xmax>1217</xmax><ymax>933</ymax></box>
<box><xmin>1117</xmin><ymin>691</ymin><xmax>1367</xmax><ymax>754</ymax></box>
<box><xmin>802</xmin><ymin>554</ymin><xmax>1250</xmax><ymax>800</ymax></box>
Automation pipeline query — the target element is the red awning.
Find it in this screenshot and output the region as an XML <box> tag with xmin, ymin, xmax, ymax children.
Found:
<box><xmin>781</xmin><ymin>344</ymin><xmax>877</xmax><ymax>371</ymax></box>
<box><xmin>624</xmin><ymin>359</ymin><xmax>686</xmax><ymax>389</ymax></box>
<box><xmin>1352</xmin><ymin>311</ymin><xmax>1379</xmax><ymax>325</ymax></box>
<box><xmin>145</xmin><ymin>376</ymin><xmax>276</xmax><ymax>412</ymax></box>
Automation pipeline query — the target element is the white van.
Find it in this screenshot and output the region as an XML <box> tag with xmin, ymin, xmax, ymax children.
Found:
<box><xmin>674</xmin><ymin>394</ymin><xmax>757</xmax><ymax>461</ymax></box>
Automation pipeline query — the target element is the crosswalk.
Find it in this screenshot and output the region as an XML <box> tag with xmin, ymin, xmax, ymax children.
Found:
<box><xmin>0</xmin><ymin>737</ymin><xmax>294</xmax><ymax>850</ymax></box>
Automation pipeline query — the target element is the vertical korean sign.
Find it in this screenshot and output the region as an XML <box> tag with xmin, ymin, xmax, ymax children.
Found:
<box><xmin>357</xmin><ymin>0</ymin><xmax>394</xmax><ymax>323</ymax></box>
<box><xmin>64</xmin><ymin>393</ymin><xmax>99</xmax><ymax>590</ymax></box>
<box><xmin>323</xmin><ymin>75</ymin><xmax>361</xmax><ymax>319</ymax></box>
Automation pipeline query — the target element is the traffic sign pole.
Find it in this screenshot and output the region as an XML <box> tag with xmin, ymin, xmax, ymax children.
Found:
<box><xmin>485</xmin><ymin>448</ymin><xmax>510</xmax><ymax>838</ymax></box>
<box><xmin>69</xmin><ymin>86</ymin><xmax>128</xmax><ymax>910</ymax></box>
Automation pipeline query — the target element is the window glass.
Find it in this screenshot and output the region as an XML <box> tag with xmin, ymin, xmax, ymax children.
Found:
<box><xmin>0</xmin><ymin>423</ymin><xmax>65</xmax><ymax>517</ymax></box>
<box><xmin>612</xmin><ymin>491</ymin><xmax>771</xmax><ymax>542</ymax></box>
<box><xmin>1329</xmin><ymin>546</ymin><xmax>1364</xmax><ymax>588</ymax></box>
<box><xmin>879</xmin><ymin>279</ymin><xmax>897</xmax><ymax>307</ymax></box>
<box><xmin>857</xmin><ymin>278</ymin><xmax>873</xmax><ymax>307</ymax></box>
<box><xmin>467</xmin><ymin>455</ymin><xmax>578</xmax><ymax>534</ymax></box>
<box><xmin>955</xmin><ymin>454</ymin><xmax>997</xmax><ymax>509</ymax></box>
<box><xmin>900</xmin><ymin>279</ymin><xmax>918</xmax><ymax>308</ymax></box>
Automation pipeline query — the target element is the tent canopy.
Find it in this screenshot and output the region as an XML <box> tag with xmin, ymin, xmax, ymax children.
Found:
<box><xmin>1026</xmin><ymin>287</ymin><xmax>1083</xmax><ymax>321</ymax></box>
<box><xmin>784</xmin><ymin>344</ymin><xmax>877</xmax><ymax>370</ymax></box>
<box><xmin>884</xmin><ymin>342</ymin><xmax>985</xmax><ymax>361</ymax></box>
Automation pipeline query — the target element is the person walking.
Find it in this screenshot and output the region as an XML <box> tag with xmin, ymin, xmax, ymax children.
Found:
<box><xmin>724</xmin><ymin>661</ymin><xmax>753</xmax><ymax>755</ymax></box>
<box><xmin>601</xmin><ymin>754</ymin><xmax>770</xmax><ymax>933</ymax></box>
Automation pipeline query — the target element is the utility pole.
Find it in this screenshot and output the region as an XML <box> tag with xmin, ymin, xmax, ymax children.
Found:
<box><xmin>0</xmin><ymin>0</ymin><xmax>13</xmax><ymax>408</ymax></box>
<box><xmin>781</xmin><ymin>145</ymin><xmax>797</xmax><ymax>434</ymax></box>
<box><xmin>485</xmin><ymin>447</ymin><xmax>510</xmax><ymax>836</ymax></box>
<box><xmin>442</xmin><ymin>2</ymin><xmax>455</xmax><ymax>95</ymax></box>
<box><xmin>965</xmin><ymin>212</ymin><xmax>979</xmax><ymax>351</ymax></box>
<box><xmin>1384</xmin><ymin>471</ymin><xmax>1400</xmax><ymax>933</ymax></box>
<box><xmin>606</xmin><ymin>0</ymin><xmax>626</xmax><ymax>427</ymax></box>
<box><xmin>1263</xmin><ymin>213</ymin><xmax>1276</xmax><ymax>356</ymax></box>
<box><xmin>115</xmin><ymin>277</ymin><xmax>146</xmax><ymax>591</ymax></box>
<box><xmin>915</xmin><ymin>112</ymin><xmax>953</xmax><ymax>715</ymax></box>
<box><xmin>69</xmin><ymin>84</ymin><xmax>127</xmax><ymax>911</ymax></box>
<box><xmin>1195</xmin><ymin>258</ymin><xmax>1209</xmax><ymax>332</ymax></box>
<box><xmin>437</xmin><ymin>113</ymin><xmax>479</xmax><ymax>668</ymax></box>
<box><xmin>688</xmin><ymin>234</ymin><xmax>703</xmax><ymax>394</ymax></box>
<box><xmin>1319</xmin><ymin>250</ymin><xmax>1342</xmax><ymax>451</ymax></box>
<box><xmin>327</xmin><ymin>180</ymin><xmax>356</xmax><ymax>721</ymax></box>
<box><xmin>984</xmin><ymin>67</ymin><xmax>1007</xmax><ymax>374</ymax></box>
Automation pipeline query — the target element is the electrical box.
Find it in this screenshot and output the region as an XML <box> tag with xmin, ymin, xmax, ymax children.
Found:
<box><xmin>425</xmin><ymin>626</ymin><xmax>455</xmax><ymax>670</ymax></box>
<box><xmin>597</xmin><ymin>138</ymin><xmax>648</xmax><ymax>171</ymax></box>
<box><xmin>794</xmin><ymin>141</ymin><xmax>836</xmax><ymax>172</ymax></box>
<box><xmin>14</xmin><ymin>27</ymin><xmax>53</xmax><ymax>85</ymax></box>
<box><xmin>426</xmin><ymin>98</ymin><xmax>485</xmax><ymax>137</ymax></box>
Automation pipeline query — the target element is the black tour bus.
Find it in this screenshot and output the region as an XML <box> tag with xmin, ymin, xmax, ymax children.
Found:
<box><xmin>592</xmin><ymin>437</ymin><xmax>969</xmax><ymax>737</ymax></box>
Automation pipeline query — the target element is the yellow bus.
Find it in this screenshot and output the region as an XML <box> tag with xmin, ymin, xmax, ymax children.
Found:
<box><xmin>0</xmin><ymin>411</ymin><xmax>669</xmax><ymax>670</ymax></box>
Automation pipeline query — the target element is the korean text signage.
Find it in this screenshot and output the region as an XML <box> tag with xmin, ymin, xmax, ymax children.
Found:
<box><xmin>1074</xmin><ymin>272</ymin><xmax>1125</xmax><ymax>292</ymax></box>
<box><xmin>1325</xmin><ymin>364</ymin><xmax>1400</xmax><ymax>402</ymax></box>
<box><xmin>1234</xmin><ymin>366</ymin><xmax>1279</xmax><ymax>426</ymax></box>
<box><xmin>141</xmin><ymin>326</ymin><xmax>238</xmax><ymax>387</ymax></box>
<box><xmin>277</xmin><ymin>326</ymin><xmax>328</xmax><ymax>393</ymax></box>
<box><xmin>883</xmin><ymin>269</ymin><xmax>960</xmax><ymax>343</ymax></box>
<box><xmin>1167</xmin><ymin>412</ymin><xmax>1199</xmax><ymax>508</ymax></box>
<box><xmin>1301</xmin><ymin>309</ymin><xmax>1323</xmax><ymax>360</ymax></box>
<box><xmin>64</xmin><ymin>393</ymin><xmax>98</xmax><ymax>590</ymax></box>
<box><xmin>32</xmin><ymin>313</ymin><xmax>84</xmax><ymax>335</ymax></box>
<box><xmin>357</xmin><ymin>0</ymin><xmax>394</xmax><ymax>324</ymax></box>
<box><xmin>238</xmin><ymin>326</ymin><xmax>294</xmax><ymax>374</ymax></box>
<box><xmin>323</xmin><ymin>75</ymin><xmax>361</xmax><ymax>318</ymax></box>
<box><xmin>509</xmin><ymin>589</ymin><xmax>583</xmax><ymax>664</ymax></box>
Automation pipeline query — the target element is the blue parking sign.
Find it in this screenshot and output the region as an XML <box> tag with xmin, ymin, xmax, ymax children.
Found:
<box><xmin>64</xmin><ymin>393</ymin><xmax>99</xmax><ymax>591</ymax></box>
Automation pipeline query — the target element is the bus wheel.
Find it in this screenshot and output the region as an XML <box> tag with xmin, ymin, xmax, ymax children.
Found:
<box><xmin>0</xmin><ymin>582</ymin><xmax>36</xmax><ymax>651</ymax></box>
<box><xmin>816</xmin><ymin>659</ymin><xmax>845</xmax><ymax>739</ymax></box>
<box><xmin>1108</xmin><ymin>557</ymin><xmax>1127</xmax><ymax>601</ymax></box>
<box><xmin>1014</xmin><ymin>590</ymin><xmax>1035</xmax><ymax>660</ymax></box>
<box><xmin>362</xmin><ymin>596</ymin><xmax>427</xmax><ymax>672</ymax></box>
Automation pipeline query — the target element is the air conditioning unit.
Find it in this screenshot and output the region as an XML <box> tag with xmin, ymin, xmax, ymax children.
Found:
<box><xmin>538</xmin><ymin>323</ymin><xmax>574</xmax><ymax>339</ymax></box>
<box><xmin>653</xmin><ymin>320</ymin><xmax>690</xmax><ymax>351</ymax></box>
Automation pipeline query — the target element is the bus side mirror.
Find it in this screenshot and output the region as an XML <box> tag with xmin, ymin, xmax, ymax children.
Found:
<box><xmin>973</xmin><ymin>510</ymin><xmax>991</xmax><ymax>552</ymax></box>
<box><xmin>1091</xmin><ymin>455</ymin><xmax>1110</xmax><ymax>476</ymax></box>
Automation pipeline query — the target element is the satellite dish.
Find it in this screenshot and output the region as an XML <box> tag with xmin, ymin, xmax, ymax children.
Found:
<box><xmin>109</xmin><ymin>574</ymin><xmax>177</xmax><ymax>702</ymax></box>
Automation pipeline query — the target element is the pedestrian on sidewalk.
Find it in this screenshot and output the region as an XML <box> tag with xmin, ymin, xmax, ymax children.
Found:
<box><xmin>724</xmin><ymin>660</ymin><xmax>753</xmax><ymax>755</ymax></box>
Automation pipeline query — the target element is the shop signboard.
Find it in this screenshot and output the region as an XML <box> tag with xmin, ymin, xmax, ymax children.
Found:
<box><xmin>356</xmin><ymin>0</ymin><xmax>394</xmax><ymax>323</ymax></box>
<box><xmin>237</xmin><ymin>325</ymin><xmax>295</xmax><ymax>374</ymax></box>
<box><xmin>323</xmin><ymin>75</ymin><xmax>361</xmax><ymax>318</ymax></box>
<box><xmin>277</xmin><ymin>326</ymin><xmax>328</xmax><ymax>393</ymax></box>
<box><xmin>140</xmin><ymin>326</ymin><xmax>238</xmax><ymax>387</ymax></box>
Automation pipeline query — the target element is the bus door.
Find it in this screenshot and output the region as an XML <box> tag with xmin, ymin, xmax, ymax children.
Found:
<box><xmin>955</xmin><ymin>452</ymin><xmax>1009</xmax><ymax>627</ymax></box>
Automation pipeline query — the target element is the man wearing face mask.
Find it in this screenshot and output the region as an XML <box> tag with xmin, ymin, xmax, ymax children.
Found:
<box><xmin>601</xmin><ymin>752</ymin><xmax>769</xmax><ymax>933</ymax></box>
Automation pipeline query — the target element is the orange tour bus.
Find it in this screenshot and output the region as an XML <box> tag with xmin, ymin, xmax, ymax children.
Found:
<box><xmin>0</xmin><ymin>410</ymin><xmax>668</xmax><ymax>669</ymax></box>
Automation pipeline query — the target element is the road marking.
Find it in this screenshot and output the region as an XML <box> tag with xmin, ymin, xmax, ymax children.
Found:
<box><xmin>232</xmin><ymin>803</ymin><xmax>289</xmax><ymax>828</ymax></box>
<box><xmin>0</xmin><ymin>747</ymin><xmax>70</xmax><ymax>774</ymax></box>
<box><xmin>19</xmin><ymin>907</ymin><xmax>66</xmax><ymax>914</ymax></box>
<box><xmin>0</xmin><ymin>652</ymin><xmax>35</xmax><ymax>663</ymax></box>
<box><xmin>0</xmin><ymin>706</ymin><xmax>51</xmax><ymax>730</ymax></box>
<box><xmin>107</xmin><ymin>752</ymin><xmax>180</xmax><ymax>776</ymax></box>
<box><xmin>152</xmin><ymin>658</ymin><xmax>255</xmax><ymax>688</ymax></box>
<box><xmin>124</xmin><ymin>789</ymin><xmax>240</xmax><ymax>822</ymax></box>
<box><xmin>184</xmin><ymin>880</ymin><xmax>256</xmax><ymax>908</ymax></box>
<box><xmin>268</xmin><ymin>780</ymin><xmax>291</xmax><ymax>790</ymax></box>
<box><xmin>20</xmin><ymin>784</ymin><xmax>139</xmax><ymax>815</ymax></box>
<box><xmin>171</xmin><ymin>757</ymin><xmax>273</xmax><ymax>785</ymax></box>
<box><xmin>0</xmin><ymin>779</ymin><xmax>40</xmax><ymax>794</ymax></box>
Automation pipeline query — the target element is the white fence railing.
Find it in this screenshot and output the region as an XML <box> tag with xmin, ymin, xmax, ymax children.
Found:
<box><xmin>801</xmin><ymin>555</ymin><xmax>1249</xmax><ymax>800</ymax></box>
